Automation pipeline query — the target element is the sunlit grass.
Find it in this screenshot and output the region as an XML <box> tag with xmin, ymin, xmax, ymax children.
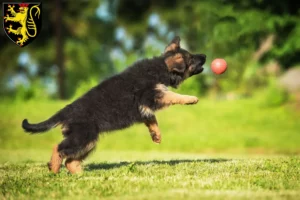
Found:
<box><xmin>0</xmin><ymin>151</ymin><xmax>299</xmax><ymax>199</ymax></box>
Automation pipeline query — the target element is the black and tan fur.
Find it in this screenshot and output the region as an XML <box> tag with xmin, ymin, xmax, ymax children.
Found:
<box><xmin>22</xmin><ymin>36</ymin><xmax>206</xmax><ymax>174</ymax></box>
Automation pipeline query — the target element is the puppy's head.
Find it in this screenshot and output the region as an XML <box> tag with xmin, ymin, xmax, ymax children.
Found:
<box><xmin>164</xmin><ymin>36</ymin><xmax>206</xmax><ymax>79</ymax></box>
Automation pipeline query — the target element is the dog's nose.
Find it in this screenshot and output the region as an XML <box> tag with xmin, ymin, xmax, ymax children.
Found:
<box><xmin>195</xmin><ymin>54</ymin><xmax>206</xmax><ymax>60</ymax></box>
<box><xmin>200</xmin><ymin>54</ymin><xmax>206</xmax><ymax>59</ymax></box>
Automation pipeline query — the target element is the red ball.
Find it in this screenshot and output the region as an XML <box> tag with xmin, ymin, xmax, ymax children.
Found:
<box><xmin>211</xmin><ymin>58</ymin><xmax>227</xmax><ymax>74</ymax></box>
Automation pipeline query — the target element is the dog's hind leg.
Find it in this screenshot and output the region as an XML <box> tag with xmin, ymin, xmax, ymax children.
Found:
<box><xmin>64</xmin><ymin>141</ymin><xmax>97</xmax><ymax>174</ymax></box>
<box><xmin>57</xmin><ymin>124</ymin><xmax>98</xmax><ymax>174</ymax></box>
<box><xmin>47</xmin><ymin>144</ymin><xmax>63</xmax><ymax>173</ymax></box>
<box><xmin>139</xmin><ymin>105</ymin><xmax>161</xmax><ymax>143</ymax></box>
<box><xmin>60</xmin><ymin>142</ymin><xmax>97</xmax><ymax>174</ymax></box>
<box><xmin>47</xmin><ymin>124</ymin><xmax>70</xmax><ymax>173</ymax></box>
<box><xmin>65</xmin><ymin>158</ymin><xmax>82</xmax><ymax>174</ymax></box>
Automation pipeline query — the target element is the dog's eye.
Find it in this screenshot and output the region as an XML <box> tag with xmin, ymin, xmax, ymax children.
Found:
<box><xmin>187</xmin><ymin>57</ymin><xmax>194</xmax><ymax>65</ymax></box>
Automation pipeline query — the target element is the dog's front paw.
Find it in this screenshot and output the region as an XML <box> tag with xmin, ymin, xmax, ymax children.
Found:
<box><xmin>150</xmin><ymin>132</ymin><xmax>161</xmax><ymax>143</ymax></box>
<box><xmin>185</xmin><ymin>96</ymin><xmax>199</xmax><ymax>105</ymax></box>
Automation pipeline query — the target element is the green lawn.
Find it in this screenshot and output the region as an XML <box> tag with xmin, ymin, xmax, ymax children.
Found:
<box><xmin>0</xmin><ymin>97</ymin><xmax>300</xmax><ymax>199</ymax></box>
<box><xmin>0</xmin><ymin>151</ymin><xmax>299</xmax><ymax>199</ymax></box>
<box><xmin>1</xmin><ymin>97</ymin><xmax>299</xmax><ymax>153</ymax></box>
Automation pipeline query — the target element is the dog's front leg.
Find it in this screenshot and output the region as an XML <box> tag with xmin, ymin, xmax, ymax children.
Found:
<box><xmin>160</xmin><ymin>91</ymin><xmax>199</xmax><ymax>106</ymax></box>
<box><xmin>155</xmin><ymin>84</ymin><xmax>198</xmax><ymax>107</ymax></box>
<box><xmin>145</xmin><ymin>116</ymin><xmax>161</xmax><ymax>143</ymax></box>
<box><xmin>139</xmin><ymin>105</ymin><xmax>161</xmax><ymax>143</ymax></box>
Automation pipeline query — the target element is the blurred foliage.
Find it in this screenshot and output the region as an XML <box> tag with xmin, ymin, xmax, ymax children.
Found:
<box><xmin>72</xmin><ymin>78</ymin><xmax>99</xmax><ymax>100</ymax></box>
<box><xmin>0</xmin><ymin>0</ymin><xmax>299</xmax><ymax>100</ymax></box>
<box><xmin>263</xmin><ymin>86</ymin><xmax>289</xmax><ymax>107</ymax></box>
<box><xmin>260</xmin><ymin>79</ymin><xmax>289</xmax><ymax>107</ymax></box>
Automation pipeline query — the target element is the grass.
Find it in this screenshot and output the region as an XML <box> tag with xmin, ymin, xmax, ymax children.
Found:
<box><xmin>0</xmin><ymin>151</ymin><xmax>299</xmax><ymax>199</ymax></box>
<box><xmin>0</xmin><ymin>96</ymin><xmax>299</xmax><ymax>153</ymax></box>
<box><xmin>0</xmin><ymin>96</ymin><xmax>300</xmax><ymax>199</ymax></box>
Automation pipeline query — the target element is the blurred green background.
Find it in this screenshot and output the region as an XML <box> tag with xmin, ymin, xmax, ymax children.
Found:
<box><xmin>0</xmin><ymin>0</ymin><xmax>300</xmax><ymax>156</ymax></box>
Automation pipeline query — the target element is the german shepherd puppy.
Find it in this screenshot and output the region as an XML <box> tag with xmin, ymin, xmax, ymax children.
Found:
<box><xmin>22</xmin><ymin>36</ymin><xmax>206</xmax><ymax>174</ymax></box>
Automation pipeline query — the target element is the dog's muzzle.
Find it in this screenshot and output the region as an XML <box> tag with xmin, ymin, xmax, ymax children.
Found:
<box><xmin>189</xmin><ymin>54</ymin><xmax>206</xmax><ymax>76</ymax></box>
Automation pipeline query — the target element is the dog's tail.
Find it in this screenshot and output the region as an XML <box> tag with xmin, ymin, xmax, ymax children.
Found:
<box><xmin>22</xmin><ymin>113</ymin><xmax>62</xmax><ymax>134</ymax></box>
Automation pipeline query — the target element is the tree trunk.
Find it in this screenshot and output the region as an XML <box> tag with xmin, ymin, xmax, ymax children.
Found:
<box><xmin>55</xmin><ymin>0</ymin><xmax>65</xmax><ymax>99</ymax></box>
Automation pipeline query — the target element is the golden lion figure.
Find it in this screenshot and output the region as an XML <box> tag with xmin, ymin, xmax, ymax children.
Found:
<box><xmin>4</xmin><ymin>4</ymin><xmax>40</xmax><ymax>46</ymax></box>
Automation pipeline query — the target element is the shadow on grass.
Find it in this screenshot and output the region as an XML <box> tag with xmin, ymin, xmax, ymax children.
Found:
<box><xmin>86</xmin><ymin>158</ymin><xmax>230</xmax><ymax>171</ymax></box>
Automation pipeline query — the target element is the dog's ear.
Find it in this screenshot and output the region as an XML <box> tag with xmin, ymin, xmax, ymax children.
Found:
<box><xmin>164</xmin><ymin>36</ymin><xmax>181</xmax><ymax>53</ymax></box>
<box><xmin>165</xmin><ymin>53</ymin><xmax>186</xmax><ymax>73</ymax></box>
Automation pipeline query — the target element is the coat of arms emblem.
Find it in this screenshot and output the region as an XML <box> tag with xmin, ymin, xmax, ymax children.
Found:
<box><xmin>3</xmin><ymin>2</ymin><xmax>42</xmax><ymax>47</ymax></box>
